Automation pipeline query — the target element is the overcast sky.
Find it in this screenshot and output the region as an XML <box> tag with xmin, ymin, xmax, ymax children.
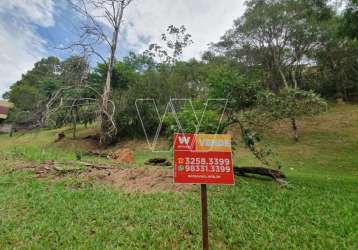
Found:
<box><xmin>0</xmin><ymin>0</ymin><xmax>246</xmax><ymax>98</ymax></box>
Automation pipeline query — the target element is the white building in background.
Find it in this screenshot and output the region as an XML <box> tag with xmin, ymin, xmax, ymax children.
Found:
<box><xmin>0</xmin><ymin>101</ymin><xmax>14</xmax><ymax>133</ymax></box>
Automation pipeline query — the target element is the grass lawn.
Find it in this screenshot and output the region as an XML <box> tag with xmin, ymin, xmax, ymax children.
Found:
<box><xmin>0</xmin><ymin>104</ymin><xmax>357</xmax><ymax>249</ymax></box>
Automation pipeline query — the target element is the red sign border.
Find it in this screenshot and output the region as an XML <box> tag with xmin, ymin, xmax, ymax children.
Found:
<box><xmin>173</xmin><ymin>133</ymin><xmax>235</xmax><ymax>185</ymax></box>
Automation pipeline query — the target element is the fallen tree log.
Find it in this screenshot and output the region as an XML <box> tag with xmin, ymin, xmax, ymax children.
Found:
<box><xmin>234</xmin><ymin>166</ymin><xmax>286</xmax><ymax>180</ymax></box>
<box><xmin>145</xmin><ymin>158</ymin><xmax>172</xmax><ymax>166</ymax></box>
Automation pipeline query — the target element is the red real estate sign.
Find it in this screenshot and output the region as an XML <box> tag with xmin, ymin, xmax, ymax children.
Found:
<box><xmin>173</xmin><ymin>133</ymin><xmax>235</xmax><ymax>185</ymax></box>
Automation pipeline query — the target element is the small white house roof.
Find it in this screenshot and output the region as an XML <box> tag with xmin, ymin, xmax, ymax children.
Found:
<box><xmin>0</xmin><ymin>101</ymin><xmax>14</xmax><ymax>119</ymax></box>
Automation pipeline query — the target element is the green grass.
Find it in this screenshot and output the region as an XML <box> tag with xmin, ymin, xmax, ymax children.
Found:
<box><xmin>0</xmin><ymin>104</ymin><xmax>357</xmax><ymax>249</ymax></box>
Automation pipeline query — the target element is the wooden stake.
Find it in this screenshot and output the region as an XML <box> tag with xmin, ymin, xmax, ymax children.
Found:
<box><xmin>201</xmin><ymin>184</ymin><xmax>209</xmax><ymax>250</ymax></box>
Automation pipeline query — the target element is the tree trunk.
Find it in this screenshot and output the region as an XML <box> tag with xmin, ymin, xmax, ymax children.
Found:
<box><xmin>100</xmin><ymin>56</ymin><xmax>114</xmax><ymax>145</ymax></box>
<box><xmin>73</xmin><ymin>122</ymin><xmax>77</xmax><ymax>139</ymax></box>
<box><xmin>99</xmin><ymin>4</ymin><xmax>125</xmax><ymax>146</ymax></box>
<box><xmin>291</xmin><ymin>117</ymin><xmax>298</xmax><ymax>142</ymax></box>
<box><xmin>72</xmin><ymin>106</ymin><xmax>78</xmax><ymax>139</ymax></box>
<box><xmin>279</xmin><ymin>68</ymin><xmax>288</xmax><ymax>88</ymax></box>
<box><xmin>292</xmin><ymin>68</ymin><xmax>298</xmax><ymax>89</ymax></box>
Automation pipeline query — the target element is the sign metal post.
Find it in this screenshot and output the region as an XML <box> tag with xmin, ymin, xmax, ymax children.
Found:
<box><xmin>201</xmin><ymin>184</ymin><xmax>209</xmax><ymax>250</ymax></box>
<box><xmin>173</xmin><ymin>133</ymin><xmax>235</xmax><ymax>250</ymax></box>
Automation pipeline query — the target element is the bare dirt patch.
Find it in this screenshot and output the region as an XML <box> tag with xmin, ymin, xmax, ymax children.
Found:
<box><xmin>12</xmin><ymin>161</ymin><xmax>195</xmax><ymax>193</ymax></box>
<box><xmin>81</xmin><ymin>167</ymin><xmax>195</xmax><ymax>193</ymax></box>
<box><xmin>107</xmin><ymin>148</ymin><xmax>135</xmax><ymax>164</ymax></box>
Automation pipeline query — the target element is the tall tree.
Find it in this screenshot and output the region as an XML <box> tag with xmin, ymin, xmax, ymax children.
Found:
<box><xmin>67</xmin><ymin>0</ymin><xmax>134</xmax><ymax>146</ymax></box>
<box><xmin>4</xmin><ymin>57</ymin><xmax>62</xmax><ymax>128</ymax></box>
<box><xmin>61</xmin><ymin>56</ymin><xmax>91</xmax><ymax>138</ymax></box>
<box><xmin>214</xmin><ymin>0</ymin><xmax>332</xmax><ymax>90</ymax></box>
<box><xmin>312</xmin><ymin>6</ymin><xmax>358</xmax><ymax>101</ymax></box>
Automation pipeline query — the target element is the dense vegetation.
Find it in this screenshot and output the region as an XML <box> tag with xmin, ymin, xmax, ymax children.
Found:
<box><xmin>3</xmin><ymin>0</ymin><xmax>358</xmax><ymax>146</ymax></box>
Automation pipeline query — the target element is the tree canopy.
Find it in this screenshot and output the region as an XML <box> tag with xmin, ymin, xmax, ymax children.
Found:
<box><xmin>3</xmin><ymin>0</ymin><xmax>357</xmax><ymax>149</ymax></box>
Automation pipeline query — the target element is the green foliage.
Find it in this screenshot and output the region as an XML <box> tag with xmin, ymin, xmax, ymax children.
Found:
<box><xmin>45</xmin><ymin>56</ymin><xmax>96</xmax><ymax>134</ymax></box>
<box><xmin>5</xmin><ymin>57</ymin><xmax>61</xmax><ymax>104</ymax></box>
<box><xmin>4</xmin><ymin>57</ymin><xmax>62</xmax><ymax>126</ymax></box>
<box><xmin>163</xmin><ymin>101</ymin><xmax>228</xmax><ymax>144</ymax></box>
<box><xmin>89</xmin><ymin>61</ymin><xmax>138</xmax><ymax>91</ymax></box>
<box><xmin>4</xmin><ymin>1</ymin><xmax>358</xmax><ymax>142</ymax></box>
<box><xmin>340</xmin><ymin>0</ymin><xmax>358</xmax><ymax>39</ymax></box>
<box><xmin>207</xmin><ymin>64</ymin><xmax>261</xmax><ymax>116</ymax></box>
<box><xmin>210</xmin><ymin>0</ymin><xmax>355</xmax><ymax>101</ymax></box>
<box><xmin>110</xmin><ymin>25</ymin><xmax>200</xmax><ymax>138</ymax></box>
<box><xmin>7</xmin><ymin>84</ymin><xmax>41</xmax><ymax>111</ymax></box>
<box><xmin>145</xmin><ymin>25</ymin><xmax>194</xmax><ymax>63</ymax></box>
<box><xmin>257</xmin><ymin>88</ymin><xmax>327</xmax><ymax>119</ymax></box>
<box><xmin>6</xmin><ymin>109</ymin><xmax>34</xmax><ymax>127</ymax></box>
<box><xmin>110</xmin><ymin>57</ymin><xmax>204</xmax><ymax>137</ymax></box>
<box><xmin>313</xmin><ymin>16</ymin><xmax>358</xmax><ymax>100</ymax></box>
<box><xmin>4</xmin><ymin>56</ymin><xmax>99</xmax><ymax>132</ymax></box>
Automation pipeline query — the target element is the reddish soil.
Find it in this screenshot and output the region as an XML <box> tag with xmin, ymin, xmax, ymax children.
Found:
<box><xmin>13</xmin><ymin>162</ymin><xmax>195</xmax><ymax>193</ymax></box>
<box><xmin>80</xmin><ymin>167</ymin><xmax>194</xmax><ymax>193</ymax></box>
<box><xmin>107</xmin><ymin>148</ymin><xmax>135</xmax><ymax>164</ymax></box>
